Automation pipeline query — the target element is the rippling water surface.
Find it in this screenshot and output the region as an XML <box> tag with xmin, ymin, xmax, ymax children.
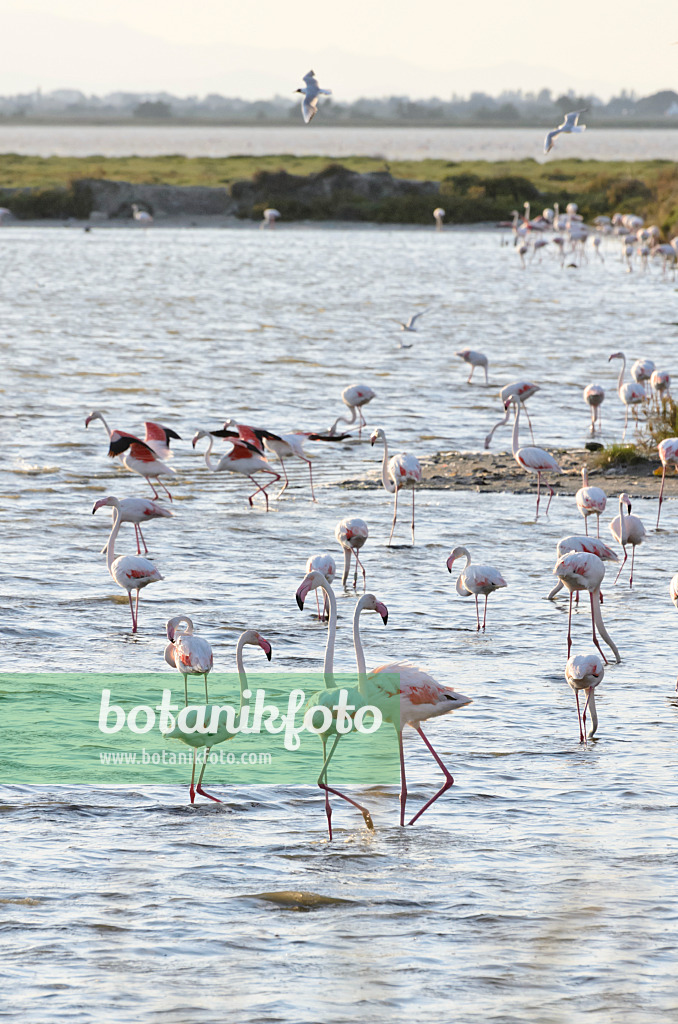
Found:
<box><xmin>2</xmin><ymin>225</ymin><xmax>678</xmax><ymax>1022</ymax></box>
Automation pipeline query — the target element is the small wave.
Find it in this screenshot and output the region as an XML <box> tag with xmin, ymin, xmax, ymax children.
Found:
<box><xmin>12</xmin><ymin>460</ymin><xmax>60</xmax><ymax>475</ymax></box>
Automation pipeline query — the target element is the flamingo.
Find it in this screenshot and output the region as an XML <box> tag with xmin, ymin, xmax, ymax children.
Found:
<box><xmin>192</xmin><ymin>430</ymin><xmax>280</xmax><ymax>511</ymax></box>
<box><xmin>507</xmin><ymin>397</ymin><xmax>562</xmax><ymax>517</ymax></box>
<box><xmin>553</xmin><ymin>551</ymin><xmax>620</xmax><ymax>664</ymax></box>
<box><xmin>656</xmin><ymin>437</ymin><xmax>678</xmax><ymax>527</ymax></box>
<box><xmin>164</xmin><ymin>630</ymin><xmax>272</xmax><ymax>803</ymax></box>
<box><xmin>103</xmin><ymin>505</ymin><xmax>163</xmax><ymax>633</ymax></box>
<box><xmin>576</xmin><ymin>467</ymin><xmax>606</xmax><ymax>536</ymax></box>
<box><xmin>131</xmin><ymin>203</ymin><xmax>153</xmax><ymax>226</ymax></box>
<box><xmin>107</xmin><ymin>432</ymin><xmax>176</xmax><ymax>501</ymax></box>
<box><xmin>221</xmin><ymin>420</ymin><xmax>317</xmax><ymax>502</ymax></box>
<box><xmin>631</xmin><ymin>358</ymin><xmax>655</xmax><ymax>394</ymax></box>
<box><xmin>164</xmin><ymin>615</ymin><xmax>214</xmax><ymax>705</ymax></box>
<box><xmin>484</xmin><ymin>381</ymin><xmax>540</xmax><ymax>448</ymax></box>
<box><xmin>85</xmin><ymin>411</ymin><xmax>181</xmax><ymax>460</ymax></box>
<box><xmin>433</xmin><ymin>207</ymin><xmax>445</xmax><ymax>231</ymax></box>
<box><xmin>609</xmin><ymin>492</ymin><xmax>646</xmax><ymax>586</ymax></box>
<box><xmin>608</xmin><ymin>352</ymin><xmax>645</xmax><ymax>439</ymax></box>
<box><xmin>651</xmin><ymin>369</ymin><xmax>671</xmax><ymax>401</ymax></box>
<box><xmin>565</xmin><ymin>653</ymin><xmax>604</xmax><ymax>743</ymax></box>
<box><xmin>260</xmin><ymin>208</ymin><xmax>281</xmax><ymax>229</ymax></box>
<box><xmin>583</xmin><ymin>384</ymin><xmax>605</xmax><ymax>432</ymax></box>
<box><xmin>352</xmin><ymin>592</ymin><xmax>472</xmax><ymax>827</ymax></box>
<box><xmin>296</xmin><ymin>571</ymin><xmax>377</xmax><ymax>838</ymax></box>
<box><xmin>335</xmin><ymin>517</ymin><xmax>369</xmax><ymax>589</ymax></box>
<box><xmin>329</xmin><ymin>384</ymin><xmax>375</xmax><ymax>438</ymax></box>
<box><xmin>92</xmin><ymin>495</ymin><xmax>173</xmax><ymax>555</ymax></box>
<box><xmin>455</xmin><ymin>349</ymin><xmax>489</xmax><ymax>385</ymax></box>
<box><xmin>446</xmin><ymin>547</ymin><xmax>506</xmax><ymax>630</ymax></box>
<box><xmin>547</xmin><ymin>534</ymin><xmax>618</xmax><ymax>600</ymax></box>
<box><xmin>370</xmin><ymin>427</ymin><xmax>422</xmax><ymax>545</ymax></box>
<box><xmin>305</xmin><ymin>552</ymin><xmax>336</xmax><ymax>620</ymax></box>
<box><xmin>295</xmin><ymin>70</ymin><xmax>332</xmax><ymax>124</ymax></box>
<box><xmin>544</xmin><ymin>110</ymin><xmax>587</xmax><ymax>154</ymax></box>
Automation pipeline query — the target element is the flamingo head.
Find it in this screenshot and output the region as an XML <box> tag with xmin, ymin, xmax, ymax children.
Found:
<box><xmin>296</xmin><ymin>570</ymin><xmax>327</xmax><ymax>609</ymax></box>
<box><xmin>608</xmin><ymin>351</ymin><xmax>623</xmax><ymax>363</ymax></box>
<box><xmin>360</xmin><ymin>593</ymin><xmax>389</xmax><ymax>624</ymax></box>
<box><xmin>85</xmin><ymin>410</ymin><xmax>104</xmax><ymax>428</ymax></box>
<box><xmin>192</xmin><ymin>430</ymin><xmax>209</xmax><ymax>449</ymax></box>
<box><xmin>166</xmin><ymin>615</ymin><xmax>194</xmax><ymax>642</ymax></box>
<box><xmin>455</xmin><ymin>349</ymin><xmax>471</xmax><ymax>360</ymax></box>
<box><xmin>92</xmin><ymin>496</ymin><xmax>118</xmax><ymax>514</ymax></box>
<box><xmin>239</xmin><ymin>629</ymin><xmax>272</xmax><ymax>660</ymax></box>
<box><xmin>446</xmin><ymin>546</ymin><xmax>470</xmax><ymax>572</ymax></box>
<box><xmin>619</xmin><ymin>492</ymin><xmax>632</xmax><ymax>513</ymax></box>
<box><xmin>370</xmin><ymin>427</ymin><xmax>385</xmax><ymax>447</ymax></box>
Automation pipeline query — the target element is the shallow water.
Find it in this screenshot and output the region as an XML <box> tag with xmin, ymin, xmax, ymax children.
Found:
<box><xmin>0</xmin><ymin>124</ymin><xmax>677</xmax><ymax>161</ymax></box>
<box><xmin>1</xmin><ymin>225</ymin><xmax>678</xmax><ymax>1022</ymax></box>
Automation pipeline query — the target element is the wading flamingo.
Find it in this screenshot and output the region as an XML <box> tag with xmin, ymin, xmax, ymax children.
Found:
<box><xmin>651</xmin><ymin>369</ymin><xmax>671</xmax><ymax>401</ymax></box>
<box><xmin>107</xmin><ymin>432</ymin><xmax>176</xmax><ymax>501</ymax></box>
<box><xmin>547</xmin><ymin>535</ymin><xmax>618</xmax><ymax>600</ymax></box>
<box><xmin>446</xmin><ymin>546</ymin><xmax>507</xmax><ymax>630</ymax></box>
<box><xmin>656</xmin><ymin>437</ymin><xmax>678</xmax><ymax>527</ymax></box>
<box><xmin>329</xmin><ymin>384</ymin><xmax>376</xmax><ymax>438</ymax></box>
<box><xmin>565</xmin><ymin>653</ymin><xmax>604</xmax><ymax>743</ymax></box>
<box><xmin>104</xmin><ymin>505</ymin><xmax>163</xmax><ymax>633</ymax></box>
<box><xmin>335</xmin><ymin>517</ymin><xmax>369</xmax><ymax>589</ymax></box>
<box><xmin>508</xmin><ymin>397</ymin><xmax>562</xmax><ymax>517</ymax></box>
<box><xmin>575</xmin><ymin>467</ymin><xmax>606</xmax><ymax>536</ymax></box>
<box><xmin>433</xmin><ymin>207</ymin><xmax>445</xmax><ymax>231</ymax></box>
<box><xmin>352</xmin><ymin>592</ymin><xmax>472</xmax><ymax>827</ymax></box>
<box><xmin>164</xmin><ymin>630</ymin><xmax>272</xmax><ymax>803</ymax></box>
<box><xmin>295</xmin><ymin>70</ymin><xmax>332</xmax><ymax>123</ymax></box>
<box><xmin>260</xmin><ymin>208</ymin><xmax>281</xmax><ymax>228</ymax></box>
<box><xmin>455</xmin><ymin>349</ymin><xmax>489</xmax><ymax>385</ymax></box>
<box><xmin>609</xmin><ymin>492</ymin><xmax>646</xmax><ymax>586</ymax></box>
<box><xmin>370</xmin><ymin>427</ymin><xmax>422</xmax><ymax>545</ymax></box>
<box><xmin>631</xmin><ymin>358</ymin><xmax>655</xmax><ymax>393</ymax></box>
<box><xmin>553</xmin><ymin>551</ymin><xmax>620</xmax><ymax>664</ymax></box>
<box><xmin>484</xmin><ymin>381</ymin><xmax>540</xmax><ymax>448</ymax></box>
<box><xmin>85</xmin><ymin>411</ymin><xmax>181</xmax><ymax>458</ymax></box>
<box><xmin>164</xmin><ymin>615</ymin><xmax>214</xmax><ymax>705</ymax></box>
<box><xmin>583</xmin><ymin>384</ymin><xmax>605</xmax><ymax>432</ymax></box>
<box><xmin>131</xmin><ymin>203</ymin><xmax>153</xmax><ymax>225</ymax></box>
<box><xmin>192</xmin><ymin>430</ymin><xmax>281</xmax><ymax>510</ymax></box>
<box><xmin>220</xmin><ymin>420</ymin><xmax>317</xmax><ymax>501</ymax></box>
<box><xmin>296</xmin><ymin>571</ymin><xmax>378</xmax><ymax>838</ymax></box>
<box><xmin>92</xmin><ymin>495</ymin><xmax>173</xmax><ymax>555</ymax></box>
<box><xmin>609</xmin><ymin>352</ymin><xmax>645</xmax><ymax>439</ymax></box>
<box><xmin>305</xmin><ymin>552</ymin><xmax>336</xmax><ymax>620</ymax></box>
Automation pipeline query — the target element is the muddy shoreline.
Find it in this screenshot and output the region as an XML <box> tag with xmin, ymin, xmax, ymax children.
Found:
<box><xmin>341</xmin><ymin>448</ymin><xmax>675</xmax><ymax>499</ymax></box>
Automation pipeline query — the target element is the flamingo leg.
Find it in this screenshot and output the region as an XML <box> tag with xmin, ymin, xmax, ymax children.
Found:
<box><xmin>318</xmin><ymin>733</ymin><xmax>374</xmax><ymax>835</ymax></box>
<box><xmin>623</xmin><ymin>405</ymin><xmax>629</xmax><ymax>441</ymax></box>
<box><xmin>319</xmin><ymin>737</ymin><xmax>332</xmax><ymax>839</ymax></box>
<box><xmin>584</xmin><ymin>516</ymin><xmax>589</xmax><ymax>536</ymax></box>
<box><xmin>575</xmin><ymin>690</ymin><xmax>585</xmax><ymax>743</ymax></box>
<box><xmin>613</xmin><ymin>547</ymin><xmax>628</xmax><ymax>585</ymax></box>
<box><xmin>353</xmin><ymin>549</ymin><xmax>367</xmax><ymax>591</ymax></box>
<box><xmin>204</xmin><ymin>673</ymin><xmax>209</xmax><ymax>702</ymax></box>
<box><xmin>582</xmin><ymin>688</ymin><xmax>593</xmax><ymax>745</ymax></box>
<box><xmin>474</xmin><ymin>595</ymin><xmax>480</xmax><ymax>631</ymax></box>
<box><xmin>184</xmin><ymin>675</ymin><xmax>188</xmax><ymax>706</ymax></box>
<box><xmin>629</xmin><ymin>545</ymin><xmax>636</xmax><ymax>588</ymax></box>
<box><xmin>535</xmin><ymin>472</ymin><xmax>542</xmax><ymax>519</ymax></box>
<box><xmin>544</xmin><ymin>484</ymin><xmax>555</xmax><ymax>516</ymax></box>
<box><xmin>305</xmin><ymin>458</ymin><xmax>317</xmax><ymax>502</ymax></box>
<box><xmin>483</xmin><ymin>595</ymin><xmax>489</xmax><ymax>631</ymax></box>
<box><xmin>189</xmin><ymin>748</ymin><xmax>197</xmax><ymax>804</ymax></box>
<box><xmin>407</xmin><ymin>725</ymin><xmax>455</xmax><ymax>827</ymax></box>
<box><xmin>196</xmin><ymin>748</ymin><xmax>222</xmax><ymax>803</ymax></box>
<box><xmin>596</xmin><ymin>515</ymin><xmax>600</xmax><ymax>539</ymax></box>
<box><xmin>315</xmin><ymin>591</ymin><xmax>322</xmax><ymax>620</ymax></box>
<box><xmin>276</xmin><ymin>458</ymin><xmax>290</xmax><ymax>498</ymax></box>
<box><xmin>525</xmin><ymin>404</ymin><xmax>536</xmax><ymax>444</ymax></box>
<box><xmin>411</xmin><ymin>488</ymin><xmax>415</xmax><ymax>545</ymax></box>
<box><xmin>567</xmin><ymin>592</ymin><xmax>573</xmax><ymax>658</ymax></box>
<box><xmin>397</xmin><ymin>728</ymin><xmax>408</xmax><ymax>826</ymax></box>
<box><xmin>146</xmin><ymin>478</ymin><xmax>161</xmax><ymax>500</ymax></box>
<box><xmin>127</xmin><ymin>591</ymin><xmax>138</xmax><ymax>633</ymax></box>
<box><xmin>388</xmin><ymin>487</ymin><xmax>399</xmax><ymax>546</ymax></box>
<box><xmin>657</xmin><ymin>466</ymin><xmax>667</xmax><ymax>527</ymax></box>
<box><xmin>137</xmin><ymin>524</ymin><xmax>149</xmax><ymax>555</ymax></box>
<box><xmin>133</xmin><ymin>524</ymin><xmax>142</xmax><ymax>555</ymax></box>
<box><xmin>589</xmin><ymin>593</ymin><xmax>608</xmax><ymax>665</ymax></box>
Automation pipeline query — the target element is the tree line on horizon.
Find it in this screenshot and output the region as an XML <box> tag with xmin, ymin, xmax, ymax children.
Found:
<box><xmin>2</xmin><ymin>86</ymin><xmax>678</xmax><ymax>125</ymax></box>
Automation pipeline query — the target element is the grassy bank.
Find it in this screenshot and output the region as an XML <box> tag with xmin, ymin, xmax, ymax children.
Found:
<box><xmin>0</xmin><ymin>154</ymin><xmax>677</xmax><ymax>229</ymax></box>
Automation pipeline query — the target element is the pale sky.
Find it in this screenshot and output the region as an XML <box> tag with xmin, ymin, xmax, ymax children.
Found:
<box><xmin>3</xmin><ymin>0</ymin><xmax>676</xmax><ymax>99</ymax></box>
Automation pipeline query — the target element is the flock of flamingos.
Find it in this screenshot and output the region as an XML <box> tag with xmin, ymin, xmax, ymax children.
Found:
<box><xmin>83</xmin><ymin>309</ymin><xmax>678</xmax><ymax>838</ymax></box>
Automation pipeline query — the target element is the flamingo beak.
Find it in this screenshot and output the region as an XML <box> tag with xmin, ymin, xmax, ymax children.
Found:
<box><xmin>446</xmin><ymin>556</ymin><xmax>455</xmax><ymax>573</ymax></box>
<box><xmin>191</xmin><ymin>434</ymin><xmax>199</xmax><ymax>449</ymax></box>
<box><xmin>296</xmin><ymin>587</ymin><xmax>307</xmax><ymax>610</ymax></box>
<box><xmin>259</xmin><ymin>638</ymin><xmax>272</xmax><ymax>661</ymax></box>
<box><xmin>376</xmin><ymin>602</ymin><xmax>388</xmax><ymax>625</ymax></box>
<box><xmin>92</xmin><ymin>498</ymin><xmax>107</xmax><ymax>514</ymax></box>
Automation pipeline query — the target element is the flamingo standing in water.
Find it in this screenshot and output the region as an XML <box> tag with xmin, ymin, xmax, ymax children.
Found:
<box><xmin>656</xmin><ymin>437</ymin><xmax>678</xmax><ymax>527</ymax></box>
<box><xmin>631</xmin><ymin>358</ymin><xmax>655</xmax><ymax>395</ymax></box>
<box><xmin>433</xmin><ymin>207</ymin><xmax>445</xmax><ymax>231</ymax></box>
<box><xmin>192</xmin><ymin>430</ymin><xmax>281</xmax><ymax>510</ymax></box>
<box><xmin>296</xmin><ymin>571</ymin><xmax>378</xmax><ymax>839</ymax></box>
<box><xmin>131</xmin><ymin>203</ymin><xmax>153</xmax><ymax>226</ymax></box>
<box><xmin>329</xmin><ymin>384</ymin><xmax>375</xmax><ymax>437</ymax></box>
<box><xmin>164</xmin><ymin>615</ymin><xmax>214</xmax><ymax>705</ymax></box>
<box><xmin>370</xmin><ymin>427</ymin><xmax>422</xmax><ymax>545</ymax></box>
<box><xmin>553</xmin><ymin>551</ymin><xmax>620</xmax><ymax>664</ymax></box>
<box><xmin>608</xmin><ymin>352</ymin><xmax>645</xmax><ymax>439</ymax></box>
<box><xmin>107</xmin><ymin>433</ymin><xmax>176</xmax><ymax>501</ymax></box>
<box><xmin>651</xmin><ymin>369</ymin><xmax>671</xmax><ymax>402</ymax></box>
<box><xmin>575</xmin><ymin>467</ymin><xmax>606</xmax><ymax>536</ymax></box>
<box><xmin>455</xmin><ymin>349</ymin><xmax>489</xmax><ymax>385</ymax></box>
<box><xmin>547</xmin><ymin>535</ymin><xmax>618</xmax><ymax>600</ymax></box>
<box><xmin>507</xmin><ymin>397</ymin><xmax>562</xmax><ymax>517</ymax></box>
<box><xmin>351</xmin><ymin>591</ymin><xmax>472</xmax><ymax>827</ymax></box>
<box><xmin>446</xmin><ymin>546</ymin><xmax>507</xmax><ymax>630</ymax></box>
<box><xmin>92</xmin><ymin>495</ymin><xmax>173</xmax><ymax>555</ymax></box>
<box><xmin>164</xmin><ymin>630</ymin><xmax>272</xmax><ymax>803</ymax></box>
<box><xmin>484</xmin><ymin>381</ymin><xmax>540</xmax><ymax>448</ymax></box>
<box><xmin>305</xmin><ymin>552</ymin><xmax>336</xmax><ymax>620</ymax></box>
<box><xmin>609</xmin><ymin>492</ymin><xmax>646</xmax><ymax>586</ymax></box>
<box><xmin>335</xmin><ymin>517</ymin><xmax>369</xmax><ymax>589</ymax></box>
<box><xmin>565</xmin><ymin>653</ymin><xmax>604</xmax><ymax>743</ymax></box>
<box><xmin>220</xmin><ymin>420</ymin><xmax>317</xmax><ymax>501</ymax></box>
<box><xmin>103</xmin><ymin>505</ymin><xmax>163</xmax><ymax>633</ymax></box>
<box><xmin>583</xmin><ymin>384</ymin><xmax>605</xmax><ymax>432</ymax></box>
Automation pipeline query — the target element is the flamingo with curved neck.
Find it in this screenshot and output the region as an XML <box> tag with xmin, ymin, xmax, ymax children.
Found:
<box><xmin>509</xmin><ymin>399</ymin><xmax>562</xmax><ymax>517</ymax></box>
<box><xmin>192</xmin><ymin>430</ymin><xmax>281</xmax><ymax>510</ymax></box>
<box><xmin>105</xmin><ymin>506</ymin><xmax>163</xmax><ymax>632</ymax></box>
<box><xmin>370</xmin><ymin>427</ymin><xmax>422</xmax><ymax>545</ymax></box>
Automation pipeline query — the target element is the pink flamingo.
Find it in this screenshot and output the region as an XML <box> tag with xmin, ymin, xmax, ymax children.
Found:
<box><xmin>329</xmin><ymin>384</ymin><xmax>375</xmax><ymax>437</ymax></box>
<box><xmin>446</xmin><ymin>546</ymin><xmax>506</xmax><ymax>630</ymax></box>
<box><xmin>484</xmin><ymin>380</ymin><xmax>540</xmax><ymax>448</ymax></box>
<box><xmin>192</xmin><ymin>430</ymin><xmax>280</xmax><ymax>510</ymax></box>
<box><xmin>221</xmin><ymin>421</ymin><xmax>317</xmax><ymax>501</ymax></box>
<box><xmin>296</xmin><ymin>571</ymin><xmax>379</xmax><ymax>839</ymax></box>
<box><xmin>651</xmin><ymin>369</ymin><xmax>671</xmax><ymax>401</ymax></box>
<box><xmin>565</xmin><ymin>653</ymin><xmax>604</xmax><ymax>743</ymax></box>
<box><xmin>609</xmin><ymin>492</ymin><xmax>645</xmax><ymax>586</ymax></box>
<box><xmin>608</xmin><ymin>352</ymin><xmax>645</xmax><ymax>439</ymax></box>
<box><xmin>547</xmin><ymin>535</ymin><xmax>618</xmax><ymax>600</ymax></box>
<box><xmin>630</xmin><ymin>358</ymin><xmax>655</xmax><ymax>394</ymax></box>
<box><xmin>305</xmin><ymin>552</ymin><xmax>336</xmax><ymax>620</ymax></box>
<box><xmin>553</xmin><ymin>551</ymin><xmax>620</xmax><ymax>664</ymax></box>
<box><xmin>656</xmin><ymin>437</ymin><xmax>678</xmax><ymax>527</ymax></box>
<box><xmin>576</xmin><ymin>467</ymin><xmax>606</xmax><ymax>536</ymax></box>
<box><xmin>164</xmin><ymin>630</ymin><xmax>272</xmax><ymax>804</ymax></box>
<box><xmin>92</xmin><ymin>495</ymin><xmax>173</xmax><ymax>555</ymax></box>
<box><xmin>370</xmin><ymin>427</ymin><xmax>422</xmax><ymax>545</ymax></box>
<box><xmin>107</xmin><ymin>433</ymin><xmax>176</xmax><ymax>500</ymax></box>
<box><xmin>352</xmin><ymin>593</ymin><xmax>472</xmax><ymax>827</ymax></box>
<box><xmin>164</xmin><ymin>615</ymin><xmax>214</xmax><ymax>704</ymax></box>
<box><xmin>455</xmin><ymin>349</ymin><xmax>489</xmax><ymax>384</ymax></box>
<box><xmin>507</xmin><ymin>397</ymin><xmax>562</xmax><ymax>517</ymax></box>
<box><xmin>104</xmin><ymin>504</ymin><xmax>163</xmax><ymax>633</ymax></box>
<box><xmin>583</xmin><ymin>384</ymin><xmax>605</xmax><ymax>432</ymax></box>
<box><xmin>335</xmin><ymin>517</ymin><xmax>369</xmax><ymax>589</ymax></box>
<box><xmin>86</xmin><ymin>410</ymin><xmax>181</xmax><ymax>459</ymax></box>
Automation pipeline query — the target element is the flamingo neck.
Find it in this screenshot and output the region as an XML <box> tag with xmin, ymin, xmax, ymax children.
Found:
<box><xmin>511</xmin><ymin>401</ymin><xmax>521</xmax><ymax>456</ymax></box>
<box><xmin>319</xmin><ymin>579</ymin><xmax>338</xmax><ymax>681</ymax></box>
<box><xmin>201</xmin><ymin>434</ymin><xmax>218</xmax><ymax>471</ymax></box>
<box><xmin>106</xmin><ymin>508</ymin><xmax>121</xmax><ymax>572</ymax></box>
<box><xmin>353</xmin><ymin>595</ymin><xmax>371</xmax><ymax>679</ymax></box>
<box><xmin>616</xmin><ymin>355</ymin><xmax>626</xmax><ymax>393</ymax></box>
<box><xmin>586</xmin><ymin>688</ymin><xmax>598</xmax><ymax>737</ymax></box>
<box><xmin>329</xmin><ymin>405</ymin><xmax>357</xmax><ymax>435</ymax></box>
<box><xmin>236</xmin><ymin>635</ymin><xmax>250</xmax><ymax>708</ymax></box>
<box><xmin>591</xmin><ymin>589</ymin><xmax>620</xmax><ymax>663</ymax></box>
<box><xmin>97</xmin><ymin>413</ymin><xmax>112</xmax><ymax>437</ymax></box>
<box><xmin>377</xmin><ymin>435</ymin><xmax>395</xmax><ymax>493</ymax></box>
<box><xmin>582</xmin><ymin>467</ymin><xmax>588</xmax><ymax>487</ymax></box>
<box><xmin>341</xmin><ymin>547</ymin><xmax>351</xmax><ymax>586</ymax></box>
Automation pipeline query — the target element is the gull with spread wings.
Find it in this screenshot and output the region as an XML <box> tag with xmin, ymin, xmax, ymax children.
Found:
<box><xmin>544</xmin><ymin>110</ymin><xmax>587</xmax><ymax>154</ymax></box>
<box><xmin>296</xmin><ymin>70</ymin><xmax>332</xmax><ymax>124</ymax></box>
